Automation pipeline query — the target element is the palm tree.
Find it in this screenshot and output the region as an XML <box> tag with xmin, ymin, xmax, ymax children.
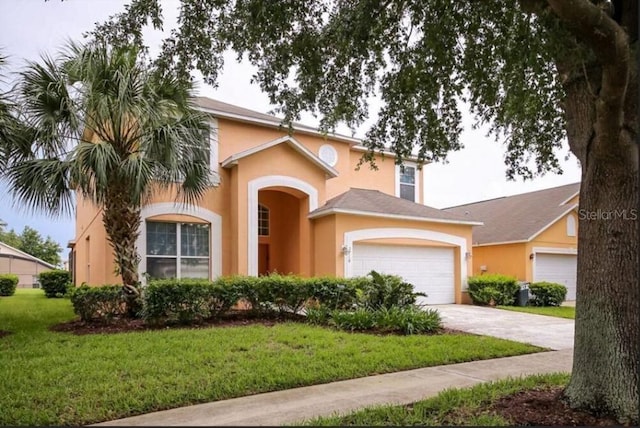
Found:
<box><xmin>1</xmin><ymin>42</ymin><xmax>213</xmax><ymax>309</ymax></box>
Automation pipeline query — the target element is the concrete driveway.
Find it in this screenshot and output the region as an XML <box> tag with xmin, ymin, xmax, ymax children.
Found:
<box><xmin>431</xmin><ymin>305</ymin><xmax>575</xmax><ymax>350</ymax></box>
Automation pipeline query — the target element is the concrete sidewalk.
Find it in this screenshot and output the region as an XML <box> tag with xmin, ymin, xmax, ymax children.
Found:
<box><xmin>94</xmin><ymin>349</ymin><xmax>573</xmax><ymax>427</ymax></box>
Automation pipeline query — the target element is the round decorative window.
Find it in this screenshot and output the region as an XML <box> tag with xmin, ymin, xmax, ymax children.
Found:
<box><xmin>318</xmin><ymin>144</ymin><xmax>338</xmax><ymax>167</ymax></box>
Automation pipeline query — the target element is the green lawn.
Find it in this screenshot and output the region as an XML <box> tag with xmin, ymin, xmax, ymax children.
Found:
<box><xmin>1</xmin><ymin>289</ymin><xmax>541</xmax><ymax>426</ymax></box>
<box><xmin>303</xmin><ymin>373</ymin><xmax>570</xmax><ymax>426</ymax></box>
<box><xmin>497</xmin><ymin>305</ymin><xmax>575</xmax><ymax>319</ymax></box>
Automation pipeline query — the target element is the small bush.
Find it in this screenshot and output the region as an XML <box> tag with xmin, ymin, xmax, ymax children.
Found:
<box><xmin>529</xmin><ymin>282</ymin><xmax>567</xmax><ymax>307</ymax></box>
<box><xmin>376</xmin><ymin>307</ymin><xmax>442</xmax><ymax>335</ymax></box>
<box><xmin>256</xmin><ymin>274</ymin><xmax>309</xmax><ymax>314</ymax></box>
<box><xmin>70</xmin><ymin>285</ymin><xmax>128</xmax><ymax>322</ymax></box>
<box><xmin>142</xmin><ymin>279</ymin><xmax>241</xmax><ymax>325</ymax></box>
<box><xmin>38</xmin><ymin>270</ymin><xmax>71</xmax><ymax>298</ymax></box>
<box><xmin>306</xmin><ymin>276</ymin><xmax>358</xmax><ymax>309</ymax></box>
<box><xmin>467</xmin><ymin>274</ymin><xmax>519</xmax><ymax>306</ymax></box>
<box><xmin>0</xmin><ymin>274</ymin><xmax>19</xmax><ymax>296</ymax></box>
<box><xmin>305</xmin><ymin>306</ymin><xmax>332</xmax><ymax>325</ymax></box>
<box><xmin>356</xmin><ymin>271</ymin><xmax>426</xmax><ymax>310</ymax></box>
<box><xmin>330</xmin><ymin>308</ymin><xmax>377</xmax><ymax>331</ymax></box>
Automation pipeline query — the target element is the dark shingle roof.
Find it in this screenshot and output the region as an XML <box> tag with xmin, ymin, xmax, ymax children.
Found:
<box><xmin>444</xmin><ymin>183</ymin><xmax>580</xmax><ymax>245</ymax></box>
<box><xmin>309</xmin><ymin>188</ymin><xmax>482</xmax><ymax>225</ymax></box>
<box><xmin>192</xmin><ymin>97</ymin><xmax>357</xmax><ymax>143</ymax></box>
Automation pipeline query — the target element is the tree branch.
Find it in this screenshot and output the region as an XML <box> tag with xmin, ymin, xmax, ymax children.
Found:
<box><xmin>546</xmin><ymin>0</ymin><xmax>630</xmax><ymax>151</ymax></box>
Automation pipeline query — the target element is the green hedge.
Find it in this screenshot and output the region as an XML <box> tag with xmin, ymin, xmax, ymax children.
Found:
<box><xmin>142</xmin><ymin>279</ymin><xmax>241</xmax><ymax>324</ymax></box>
<box><xmin>529</xmin><ymin>282</ymin><xmax>567</xmax><ymax>306</ymax></box>
<box><xmin>70</xmin><ymin>285</ymin><xmax>128</xmax><ymax>322</ymax></box>
<box><xmin>467</xmin><ymin>274</ymin><xmax>520</xmax><ymax>306</ymax></box>
<box><xmin>38</xmin><ymin>270</ymin><xmax>72</xmax><ymax>298</ymax></box>
<box><xmin>70</xmin><ymin>272</ymin><xmax>429</xmax><ymax>327</ymax></box>
<box><xmin>0</xmin><ymin>274</ymin><xmax>19</xmax><ymax>296</ymax></box>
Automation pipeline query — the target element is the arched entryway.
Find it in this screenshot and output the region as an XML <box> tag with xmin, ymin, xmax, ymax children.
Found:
<box><xmin>247</xmin><ymin>175</ymin><xmax>318</xmax><ymax>276</ymax></box>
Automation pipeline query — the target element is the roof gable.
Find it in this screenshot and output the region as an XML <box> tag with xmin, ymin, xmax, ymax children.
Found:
<box><xmin>220</xmin><ymin>135</ymin><xmax>339</xmax><ymax>178</ymax></box>
<box><xmin>0</xmin><ymin>241</ymin><xmax>56</xmax><ymax>269</ymax></box>
<box><xmin>309</xmin><ymin>188</ymin><xmax>483</xmax><ymax>226</ymax></box>
<box><xmin>444</xmin><ymin>182</ymin><xmax>580</xmax><ymax>245</ymax></box>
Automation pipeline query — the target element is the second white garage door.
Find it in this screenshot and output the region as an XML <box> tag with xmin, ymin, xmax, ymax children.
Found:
<box><xmin>534</xmin><ymin>253</ymin><xmax>577</xmax><ymax>301</ymax></box>
<box><xmin>351</xmin><ymin>243</ymin><xmax>455</xmax><ymax>304</ymax></box>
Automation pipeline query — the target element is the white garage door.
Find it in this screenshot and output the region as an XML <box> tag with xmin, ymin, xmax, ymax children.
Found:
<box><xmin>351</xmin><ymin>243</ymin><xmax>455</xmax><ymax>304</ymax></box>
<box><xmin>534</xmin><ymin>253</ymin><xmax>577</xmax><ymax>301</ymax></box>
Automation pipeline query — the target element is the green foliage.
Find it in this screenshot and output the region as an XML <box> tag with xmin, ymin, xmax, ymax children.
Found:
<box><xmin>38</xmin><ymin>270</ymin><xmax>71</xmax><ymax>298</ymax></box>
<box><xmin>375</xmin><ymin>307</ymin><xmax>442</xmax><ymax>335</ymax></box>
<box><xmin>254</xmin><ymin>273</ymin><xmax>310</xmax><ymax>314</ymax></box>
<box><xmin>529</xmin><ymin>282</ymin><xmax>567</xmax><ymax>307</ymax></box>
<box><xmin>305</xmin><ymin>276</ymin><xmax>358</xmax><ymax>310</ymax></box>
<box><xmin>88</xmin><ymin>1</ymin><xmax>575</xmax><ymax>179</ymax></box>
<box><xmin>142</xmin><ymin>279</ymin><xmax>241</xmax><ymax>324</ymax></box>
<box><xmin>467</xmin><ymin>274</ymin><xmax>519</xmax><ymax>306</ymax></box>
<box><xmin>0</xmin><ymin>225</ymin><xmax>61</xmax><ymax>266</ymax></box>
<box><xmin>304</xmin><ymin>305</ymin><xmax>332</xmax><ymax>325</ymax></box>
<box><xmin>0</xmin><ymin>273</ymin><xmax>18</xmax><ymax>296</ymax></box>
<box><xmin>330</xmin><ymin>308</ymin><xmax>377</xmax><ymax>331</ymax></box>
<box><xmin>356</xmin><ymin>270</ymin><xmax>426</xmax><ymax>310</ymax></box>
<box><xmin>327</xmin><ymin>306</ymin><xmax>442</xmax><ymax>335</ymax></box>
<box><xmin>70</xmin><ymin>285</ymin><xmax>128</xmax><ymax>322</ymax></box>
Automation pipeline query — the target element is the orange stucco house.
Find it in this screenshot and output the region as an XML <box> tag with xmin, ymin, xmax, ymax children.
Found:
<box><xmin>445</xmin><ymin>183</ymin><xmax>580</xmax><ymax>300</ymax></box>
<box><xmin>69</xmin><ymin>97</ymin><xmax>482</xmax><ymax>304</ymax></box>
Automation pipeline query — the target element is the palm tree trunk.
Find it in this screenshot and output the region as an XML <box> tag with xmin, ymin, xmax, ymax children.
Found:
<box><xmin>102</xmin><ymin>184</ymin><xmax>143</xmax><ymax>317</ymax></box>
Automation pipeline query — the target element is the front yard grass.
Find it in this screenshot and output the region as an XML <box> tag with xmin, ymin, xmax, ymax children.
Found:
<box><xmin>2</xmin><ymin>289</ymin><xmax>541</xmax><ymax>426</ymax></box>
<box><xmin>302</xmin><ymin>373</ymin><xmax>570</xmax><ymax>426</ymax></box>
<box><xmin>497</xmin><ymin>305</ymin><xmax>575</xmax><ymax>319</ymax></box>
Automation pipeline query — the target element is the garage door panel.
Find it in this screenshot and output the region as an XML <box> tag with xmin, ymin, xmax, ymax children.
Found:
<box><xmin>534</xmin><ymin>253</ymin><xmax>577</xmax><ymax>301</ymax></box>
<box><xmin>352</xmin><ymin>243</ymin><xmax>455</xmax><ymax>305</ymax></box>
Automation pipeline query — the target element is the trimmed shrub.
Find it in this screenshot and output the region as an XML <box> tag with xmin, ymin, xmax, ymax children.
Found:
<box><xmin>529</xmin><ymin>282</ymin><xmax>567</xmax><ymax>307</ymax></box>
<box><xmin>256</xmin><ymin>274</ymin><xmax>309</xmax><ymax>314</ymax></box>
<box><xmin>142</xmin><ymin>279</ymin><xmax>241</xmax><ymax>324</ymax></box>
<box><xmin>70</xmin><ymin>285</ymin><xmax>128</xmax><ymax>322</ymax></box>
<box><xmin>0</xmin><ymin>274</ymin><xmax>19</xmax><ymax>296</ymax></box>
<box><xmin>356</xmin><ymin>270</ymin><xmax>426</xmax><ymax>310</ymax></box>
<box><xmin>306</xmin><ymin>276</ymin><xmax>358</xmax><ymax>309</ymax></box>
<box><xmin>467</xmin><ymin>274</ymin><xmax>519</xmax><ymax>306</ymax></box>
<box><xmin>39</xmin><ymin>270</ymin><xmax>72</xmax><ymax>298</ymax></box>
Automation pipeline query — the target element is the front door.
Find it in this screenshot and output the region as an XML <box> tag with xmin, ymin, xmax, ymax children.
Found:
<box><xmin>258</xmin><ymin>243</ymin><xmax>270</xmax><ymax>276</ymax></box>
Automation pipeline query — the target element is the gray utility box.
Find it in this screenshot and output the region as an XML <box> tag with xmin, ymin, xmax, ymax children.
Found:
<box><xmin>516</xmin><ymin>281</ymin><xmax>530</xmax><ymax>306</ymax></box>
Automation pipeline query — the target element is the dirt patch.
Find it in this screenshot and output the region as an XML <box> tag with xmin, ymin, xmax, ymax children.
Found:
<box><xmin>0</xmin><ymin>330</ymin><xmax>12</xmax><ymax>339</ymax></box>
<box><xmin>50</xmin><ymin>311</ymin><xmax>307</xmax><ymax>335</ymax></box>
<box><xmin>490</xmin><ymin>386</ymin><xmax>626</xmax><ymax>426</ymax></box>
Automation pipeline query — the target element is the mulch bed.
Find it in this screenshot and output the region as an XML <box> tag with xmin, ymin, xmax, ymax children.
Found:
<box><xmin>50</xmin><ymin>311</ymin><xmax>464</xmax><ymax>336</ymax></box>
<box><xmin>489</xmin><ymin>386</ymin><xmax>627</xmax><ymax>426</ymax></box>
<box><xmin>0</xmin><ymin>330</ymin><xmax>12</xmax><ymax>339</ymax></box>
<box><xmin>50</xmin><ymin>311</ymin><xmax>307</xmax><ymax>335</ymax></box>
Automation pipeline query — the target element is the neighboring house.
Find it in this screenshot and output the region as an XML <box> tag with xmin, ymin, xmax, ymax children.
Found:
<box><xmin>69</xmin><ymin>97</ymin><xmax>482</xmax><ymax>304</ymax></box>
<box><xmin>444</xmin><ymin>183</ymin><xmax>580</xmax><ymax>300</ymax></box>
<box><xmin>0</xmin><ymin>241</ymin><xmax>55</xmax><ymax>287</ymax></box>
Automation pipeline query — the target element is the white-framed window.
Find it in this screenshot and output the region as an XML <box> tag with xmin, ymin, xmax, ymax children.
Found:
<box><xmin>396</xmin><ymin>163</ymin><xmax>419</xmax><ymax>202</ymax></box>
<box><xmin>258</xmin><ymin>204</ymin><xmax>270</xmax><ymax>236</ymax></box>
<box><xmin>146</xmin><ymin>221</ymin><xmax>210</xmax><ymax>279</ymax></box>
<box><xmin>566</xmin><ymin>214</ymin><xmax>577</xmax><ymax>237</ymax></box>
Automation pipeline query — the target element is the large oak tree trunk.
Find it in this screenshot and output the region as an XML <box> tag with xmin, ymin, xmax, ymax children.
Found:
<box><xmin>560</xmin><ymin>40</ymin><xmax>639</xmax><ymax>424</ymax></box>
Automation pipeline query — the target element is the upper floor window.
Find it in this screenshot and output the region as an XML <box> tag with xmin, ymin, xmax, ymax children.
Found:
<box><xmin>258</xmin><ymin>204</ymin><xmax>270</xmax><ymax>236</ymax></box>
<box><xmin>146</xmin><ymin>221</ymin><xmax>210</xmax><ymax>280</ymax></box>
<box><xmin>398</xmin><ymin>164</ymin><xmax>417</xmax><ymax>202</ymax></box>
<box><xmin>566</xmin><ymin>214</ymin><xmax>577</xmax><ymax>237</ymax></box>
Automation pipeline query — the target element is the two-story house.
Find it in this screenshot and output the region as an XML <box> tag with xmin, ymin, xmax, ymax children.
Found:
<box><xmin>68</xmin><ymin>97</ymin><xmax>482</xmax><ymax>304</ymax></box>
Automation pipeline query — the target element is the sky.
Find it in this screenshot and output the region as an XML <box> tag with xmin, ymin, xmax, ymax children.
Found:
<box><xmin>0</xmin><ymin>0</ymin><xmax>581</xmax><ymax>260</ymax></box>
